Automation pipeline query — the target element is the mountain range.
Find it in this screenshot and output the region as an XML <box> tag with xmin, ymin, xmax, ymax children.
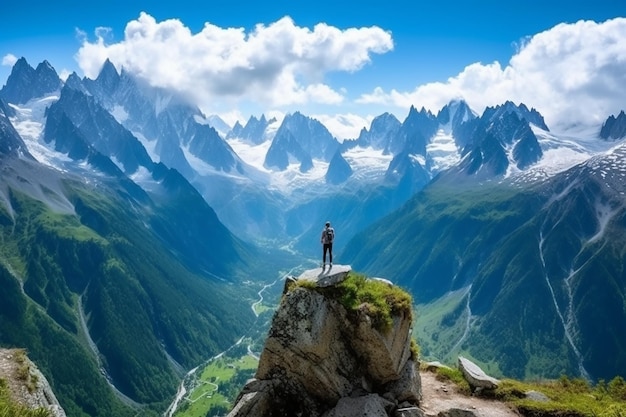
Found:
<box><xmin>1</xmin><ymin>56</ymin><xmax>625</xmax><ymax>416</ymax></box>
<box><xmin>0</xmin><ymin>58</ymin><xmax>274</xmax><ymax>417</ymax></box>
<box><xmin>343</xmin><ymin>119</ymin><xmax>626</xmax><ymax>382</ymax></box>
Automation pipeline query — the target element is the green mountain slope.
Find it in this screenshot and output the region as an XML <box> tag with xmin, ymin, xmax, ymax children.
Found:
<box><xmin>0</xmin><ymin>158</ymin><xmax>257</xmax><ymax>416</ymax></box>
<box><xmin>343</xmin><ymin>151</ymin><xmax>626</xmax><ymax>382</ymax></box>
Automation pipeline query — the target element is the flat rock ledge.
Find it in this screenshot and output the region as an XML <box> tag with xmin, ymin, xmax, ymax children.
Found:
<box><xmin>282</xmin><ymin>264</ymin><xmax>352</xmax><ymax>294</ymax></box>
<box><xmin>297</xmin><ymin>264</ymin><xmax>352</xmax><ymax>287</ymax></box>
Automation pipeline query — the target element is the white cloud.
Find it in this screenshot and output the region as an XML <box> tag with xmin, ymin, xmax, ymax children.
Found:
<box><xmin>313</xmin><ymin>113</ymin><xmax>373</xmax><ymax>141</ymax></box>
<box><xmin>76</xmin><ymin>12</ymin><xmax>393</xmax><ymax>110</ymax></box>
<box><xmin>58</xmin><ymin>69</ymin><xmax>72</xmax><ymax>81</ymax></box>
<box><xmin>359</xmin><ymin>18</ymin><xmax>626</xmax><ymax>132</ymax></box>
<box><xmin>2</xmin><ymin>54</ymin><xmax>17</xmax><ymax>66</ymax></box>
<box><xmin>213</xmin><ymin>109</ymin><xmax>246</xmax><ymax>128</ymax></box>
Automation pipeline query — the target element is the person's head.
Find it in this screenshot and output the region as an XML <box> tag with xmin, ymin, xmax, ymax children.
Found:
<box><xmin>325</xmin><ymin>221</ymin><xmax>330</xmax><ymax>227</ymax></box>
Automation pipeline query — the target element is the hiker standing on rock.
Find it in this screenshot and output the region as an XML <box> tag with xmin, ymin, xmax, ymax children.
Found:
<box><xmin>321</xmin><ymin>221</ymin><xmax>335</xmax><ymax>267</ymax></box>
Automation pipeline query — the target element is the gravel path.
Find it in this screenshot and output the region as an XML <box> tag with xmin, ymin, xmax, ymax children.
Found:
<box><xmin>419</xmin><ymin>370</ymin><xmax>522</xmax><ymax>417</ymax></box>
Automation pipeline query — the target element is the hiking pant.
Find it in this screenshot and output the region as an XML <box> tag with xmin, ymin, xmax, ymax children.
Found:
<box><xmin>323</xmin><ymin>243</ymin><xmax>333</xmax><ymax>264</ymax></box>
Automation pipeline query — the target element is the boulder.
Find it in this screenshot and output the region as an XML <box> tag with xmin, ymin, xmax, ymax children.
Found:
<box><xmin>384</xmin><ymin>360</ymin><xmax>422</xmax><ymax>403</ymax></box>
<box><xmin>255</xmin><ymin>288</ymin><xmax>355</xmax><ymax>403</ymax></box>
<box><xmin>351</xmin><ymin>307</ymin><xmax>413</xmax><ymax>384</ymax></box>
<box><xmin>457</xmin><ymin>357</ymin><xmax>499</xmax><ymax>392</ymax></box>
<box><xmin>525</xmin><ymin>390</ymin><xmax>550</xmax><ymax>402</ymax></box>
<box><xmin>323</xmin><ymin>394</ymin><xmax>391</xmax><ymax>417</ymax></box>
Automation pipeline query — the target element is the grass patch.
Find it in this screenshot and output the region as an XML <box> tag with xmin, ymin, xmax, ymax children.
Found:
<box><xmin>0</xmin><ymin>377</ymin><xmax>51</xmax><ymax>417</ymax></box>
<box><xmin>490</xmin><ymin>376</ymin><xmax>626</xmax><ymax>417</ymax></box>
<box><xmin>252</xmin><ymin>302</ymin><xmax>273</xmax><ymax>316</ymax></box>
<box><xmin>13</xmin><ymin>349</ymin><xmax>38</xmax><ymax>394</ymax></box>
<box><xmin>292</xmin><ymin>272</ymin><xmax>413</xmax><ymax>333</ymax></box>
<box><xmin>429</xmin><ymin>365</ymin><xmax>471</xmax><ymax>395</ymax></box>
<box><xmin>429</xmin><ymin>367</ymin><xmax>626</xmax><ymax>417</ymax></box>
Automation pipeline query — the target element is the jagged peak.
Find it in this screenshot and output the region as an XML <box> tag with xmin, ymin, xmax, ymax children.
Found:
<box><xmin>518</xmin><ymin>102</ymin><xmax>530</xmax><ymax>113</ymax></box>
<box><xmin>35</xmin><ymin>60</ymin><xmax>56</xmax><ymax>72</ymax></box>
<box><xmin>245</xmin><ymin>114</ymin><xmax>260</xmax><ymax>124</ymax></box>
<box><xmin>406</xmin><ymin>105</ymin><xmax>435</xmax><ymax>119</ymax></box>
<box><xmin>420</xmin><ymin>106</ymin><xmax>433</xmax><ymax>116</ymax></box>
<box><xmin>13</xmin><ymin>56</ymin><xmax>31</xmax><ymax>69</ymax></box>
<box><xmin>286</xmin><ymin>110</ymin><xmax>311</xmax><ymax>123</ymax></box>
<box><xmin>64</xmin><ymin>72</ymin><xmax>88</xmax><ymax>93</ymax></box>
<box><xmin>437</xmin><ymin>99</ymin><xmax>476</xmax><ymax>125</ymax></box>
<box><xmin>96</xmin><ymin>59</ymin><xmax>120</xmax><ymax>82</ymax></box>
<box><xmin>373</xmin><ymin>111</ymin><xmax>400</xmax><ymax>123</ymax></box>
<box><xmin>482</xmin><ymin>100</ymin><xmax>549</xmax><ymax>131</ymax></box>
<box><xmin>450</xmin><ymin>99</ymin><xmax>473</xmax><ymax>113</ymax></box>
<box><xmin>600</xmin><ymin>109</ymin><xmax>626</xmax><ymax>140</ymax></box>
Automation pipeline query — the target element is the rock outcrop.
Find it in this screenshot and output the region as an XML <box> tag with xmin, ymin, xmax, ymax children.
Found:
<box><xmin>457</xmin><ymin>357</ymin><xmax>499</xmax><ymax>393</ymax></box>
<box><xmin>228</xmin><ymin>265</ymin><xmax>420</xmax><ymax>417</ymax></box>
<box><xmin>0</xmin><ymin>348</ymin><xmax>67</xmax><ymax>417</ymax></box>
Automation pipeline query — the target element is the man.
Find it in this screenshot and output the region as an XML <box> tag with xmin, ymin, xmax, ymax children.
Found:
<box><xmin>320</xmin><ymin>221</ymin><xmax>335</xmax><ymax>267</ymax></box>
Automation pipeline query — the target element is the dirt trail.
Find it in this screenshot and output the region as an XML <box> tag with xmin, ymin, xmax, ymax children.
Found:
<box><xmin>419</xmin><ymin>370</ymin><xmax>521</xmax><ymax>417</ymax></box>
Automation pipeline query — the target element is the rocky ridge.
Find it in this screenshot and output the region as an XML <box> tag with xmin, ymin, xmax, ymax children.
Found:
<box><xmin>0</xmin><ymin>348</ymin><xmax>67</xmax><ymax>417</ymax></box>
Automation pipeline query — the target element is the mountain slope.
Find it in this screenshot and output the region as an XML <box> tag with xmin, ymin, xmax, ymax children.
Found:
<box><xmin>343</xmin><ymin>141</ymin><xmax>626</xmax><ymax>382</ymax></box>
<box><xmin>0</xmin><ymin>62</ymin><xmax>261</xmax><ymax>417</ymax></box>
<box><xmin>0</xmin><ymin>150</ymin><xmax>258</xmax><ymax>414</ymax></box>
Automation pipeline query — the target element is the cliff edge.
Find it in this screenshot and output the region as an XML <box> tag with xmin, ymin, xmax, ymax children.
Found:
<box><xmin>0</xmin><ymin>348</ymin><xmax>67</xmax><ymax>417</ymax></box>
<box><xmin>228</xmin><ymin>265</ymin><xmax>421</xmax><ymax>417</ymax></box>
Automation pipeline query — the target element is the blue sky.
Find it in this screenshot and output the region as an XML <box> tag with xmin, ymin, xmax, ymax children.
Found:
<box><xmin>2</xmin><ymin>0</ymin><xmax>626</xmax><ymax>139</ymax></box>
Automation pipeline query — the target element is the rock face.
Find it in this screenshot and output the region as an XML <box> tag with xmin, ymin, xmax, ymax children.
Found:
<box><xmin>228</xmin><ymin>266</ymin><xmax>420</xmax><ymax>417</ymax></box>
<box><xmin>0</xmin><ymin>348</ymin><xmax>67</xmax><ymax>417</ymax></box>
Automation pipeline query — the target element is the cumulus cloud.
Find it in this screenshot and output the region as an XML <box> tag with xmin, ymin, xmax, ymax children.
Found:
<box><xmin>2</xmin><ymin>54</ymin><xmax>17</xmax><ymax>66</ymax></box>
<box><xmin>76</xmin><ymin>12</ymin><xmax>393</xmax><ymax>110</ymax></box>
<box><xmin>359</xmin><ymin>18</ymin><xmax>626</xmax><ymax>132</ymax></box>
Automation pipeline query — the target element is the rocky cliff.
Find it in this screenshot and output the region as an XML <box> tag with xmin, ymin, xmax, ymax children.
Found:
<box><xmin>0</xmin><ymin>348</ymin><xmax>67</xmax><ymax>417</ymax></box>
<box><xmin>228</xmin><ymin>265</ymin><xmax>422</xmax><ymax>417</ymax></box>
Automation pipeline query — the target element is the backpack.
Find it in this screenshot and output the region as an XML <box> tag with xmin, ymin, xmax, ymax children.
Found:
<box><xmin>325</xmin><ymin>227</ymin><xmax>334</xmax><ymax>243</ymax></box>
